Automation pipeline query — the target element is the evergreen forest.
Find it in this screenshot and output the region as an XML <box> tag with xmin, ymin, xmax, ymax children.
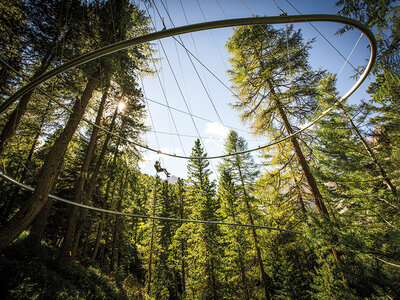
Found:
<box><xmin>0</xmin><ymin>0</ymin><xmax>399</xmax><ymax>299</ymax></box>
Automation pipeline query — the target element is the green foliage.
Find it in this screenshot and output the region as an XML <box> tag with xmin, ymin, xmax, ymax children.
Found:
<box><xmin>226</xmin><ymin>24</ymin><xmax>324</xmax><ymax>134</ymax></box>
<box><xmin>1</xmin><ymin>1</ymin><xmax>400</xmax><ymax>299</ymax></box>
<box><xmin>0</xmin><ymin>242</ymin><xmax>128</xmax><ymax>299</ymax></box>
<box><xmin>336</xmin><ymin>0</ymin><xmax>399</xmax><ymax>72</ymax></box>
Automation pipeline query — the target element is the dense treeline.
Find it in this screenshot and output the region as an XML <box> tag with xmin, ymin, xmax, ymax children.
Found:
<box><xmin>0</xmin><ymin>0</ymin><xmax>399</xmax><ymax>299</ymax></box>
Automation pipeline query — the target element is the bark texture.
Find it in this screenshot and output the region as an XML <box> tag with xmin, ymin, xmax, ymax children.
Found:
<box><xmin>0</xmin><ymin>69</ymin><xmax>101</xmax><ymax>249</ymax></box>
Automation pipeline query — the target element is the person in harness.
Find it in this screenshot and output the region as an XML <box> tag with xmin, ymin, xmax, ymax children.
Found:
<box><xmin>154</xmin><ymin>160</ymin><xmax>170</xmax><ymax>177</ymax></box>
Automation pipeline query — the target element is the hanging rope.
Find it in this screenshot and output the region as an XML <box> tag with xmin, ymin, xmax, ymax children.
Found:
<box><xmin>0</xmin><ymin>171</ymin><xmax>301</xmax><ymax>233</ymax></box>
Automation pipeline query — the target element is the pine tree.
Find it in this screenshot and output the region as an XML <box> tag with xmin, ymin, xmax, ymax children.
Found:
<box><xmin>185</xmin><ymin>138</ymin><xmax>221</xmax><ymax>299</ymax></box>
<box><xmin>220</xmin><ymin>130</ymin><xmax>273</xmax><ymax>299</ymax></box>
<box><xmin>217</xmin><ymin>169</ymin><xmax>253</xmax><ymax>299</ymax></box>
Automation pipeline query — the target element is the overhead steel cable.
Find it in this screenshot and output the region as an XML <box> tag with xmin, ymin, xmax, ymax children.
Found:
<box><xmin>151</xmin><ymin>57</ymin><xmax>186</xmax><ymax>155</ymax></box>
<box><xmin>171</xmin><ymin>36</ymin><xmax>239</xmax><ymax>100</ymax></box>
<box><xmin>146</xmin><ymin>3</ymin><xmax>204</xmax><ymax>156</ymax></box>
<box><xmin>156</xmin><ymin>0</ymin><xmax>225</xmax><ymax>126</ymax></box>
<box><xmin>194</xmin><ymin>0</ymin><xmax>228</xmax><ymax>70</ymax></box>
<box><xmin>149</xmin><ymin>129</ymin><xmax>261</xmax><ymax>142</ymax></box>
<box><xmin>177</xmin><ymin>0</ymin><xmax>234</xmax><ymax>99</ymax></box>
<box><xmin>285</xmin><ymin>0</ymin><xmax>359</xmax><ymax>72</ymax></box>
<box><xmin>155</xmin><ymin>0</ymin><xmax>221</xmax><ymax>180</ymax></box>
<box><xmin>338</xmin><ymin>33</ymin><xmax>364</xmax><ymax>77</ymax></box>
<box><xmin>146</xmin><ymin>1</ymin><xmax>209</xmax><ymax>151</ymax></box>
<box><xmin>144</xmin><ymin>95</ymin><xmax>254</xmax><ymax>134</ymax></box>
<box><xmin>0</xmin><ymin>171</ymin><xmax>300</xmax><ymax>233</ymax></box>
<box><xmin>271</xmin><ymin>0</ymin><xmax>287</xmax><ymax>16</ymax></box>
<box><xmin>215</xmin><ymin>0</ymin><xmax>228</xmax><ymax>18</ymax></box>
<box><xmin>140</xmin><ymin>76</ymin><xmax>160</xmax><ymax>149</ymax></box>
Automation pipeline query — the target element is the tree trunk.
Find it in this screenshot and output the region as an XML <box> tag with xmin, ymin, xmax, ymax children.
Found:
<box><xmin>85</xmin><ymin>104</ymin><xmax>119</xmax><ymax>202</ymax></box>
<box><xmin>90</xmin><ymin>212</ymin><xmax>105</xmax><ymax>264</ymax></box>
<box><xmin>338</xmin><ymin>102</ymin><xmax>397</xmax><ymax>198</ymax></box>
<box><xmin>210</xmin><ymin>257</ymin><xmax>217</xmax><ymax>300</ymax></box>
<box><xmin>59</xmin><ymin>86</ymin><xmax>109</xmax><ymax>264</ymax></box>
<box><xmin>178</xmin><ymin>187</ymin><xmax>186</xmax><ymax>294</ymax></box>
<box><xmin>0</xmin><ymin>99</ymin><xmax>53</xmax><ymax>224</ymax></box>
<box><xmin>235</xmin><ymin>156</ymin><xmax>271</xmax><ymax>300</ymax></box>
<box><xmin>267</xmin><ymin>81</ymin><xmax>329</xmax><ymax>216</ymax></box>
<box><xmin>147</xmin><ymin>188</ymin><xmax>158</xmax><ymax>294</ymax></box>
<box><xmin>267</xmin><ymin>82</ymin><xmax>349</xmax><ymax>285</ymax></box>
<box><xmin>110</xmin><ymin>171</ymin><xmax>127</xmax><ymax>273</ymax></box>
<box><xmin>0</xmin><ymin>56</ymin><xmax>53</xmax><ymax>155</ymax></box>
<box><xmin>24</xmin><ymin>198</ymin><xmax>54</xmax><ymax>249</ymax></box>
<box><xmin>0</xmin><ymin>68</ymin><xmax>101</xmax><ymax>250</ymax></box>
<box><xmin>69</xmin><ymin>104</ymin><xmax>120</xmax><ymax>253</ymax></box>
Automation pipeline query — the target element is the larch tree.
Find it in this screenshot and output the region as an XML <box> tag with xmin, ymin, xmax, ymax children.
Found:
<box><xmin>226</xmin><ymin>23</ymin><xmax>350</xmax><ymax>288</ymax></box>
<box><xmin>226</xmin><ymin>24</ymin><xmax>327</xmax><ymax>216</ymax></box>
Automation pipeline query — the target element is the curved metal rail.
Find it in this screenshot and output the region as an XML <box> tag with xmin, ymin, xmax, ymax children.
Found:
<box><xmin>0</xmin><ymin>15</ymin><xmax>377</xmax><ymax>160</ymax></box>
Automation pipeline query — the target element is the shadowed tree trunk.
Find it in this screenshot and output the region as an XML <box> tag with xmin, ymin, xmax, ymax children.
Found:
<box><xmin>90</xmin><ymin>212</ymin><xmax>105</xmax><ymax>264</ymax></box>
<box><xmin>0</xmin><ymin>50</ymin><xmax>55</xmax><ymax>155</ymax></box>
<box><xmin>338</xmin><ymin>102</ymin><xmax>398</xmax><ymax>198</ymax></box>
<box><xmin>59</xmin><ymin>85</ymin><xmax>109</xmax><ymax>264</ymax></box>
<box><xmin>110</xmin><ymin>171</ymin><xmax>127</xmax><ymax>273</ymax></box>
<box><xmin>267</xmin><ymin>80</ymin><xmax>329</xmax><ymax>216</ymax></box>
<box><xmin>232</xmin><ymin>149</ymin><xmax>271</xmax><ymax>300</ymax></box>
<box><xmin>0</xmin><ymin>68</ymin><xmax>101</xmax><ymax>250</ymax></box>
<box><xmin>0</xmin><ymin>99</ymin><xmax>52</xmax><ymax>225</ymax></box>
<box><xmin>268</xmin><ymin>81</ymin><xmax>348</xmax><ymax>285</ymax></box>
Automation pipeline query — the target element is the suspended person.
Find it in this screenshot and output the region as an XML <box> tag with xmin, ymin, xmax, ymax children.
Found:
<box><xmin>154</xmin><ymin>160</ymin><xmax>170</xmax><ymax>177</ymax></box>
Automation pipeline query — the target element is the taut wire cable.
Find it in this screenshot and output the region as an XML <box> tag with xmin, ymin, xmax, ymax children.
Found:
<box><xmin>0</xmin><ymin>171</ymin><xmax>300</xmax><ymax>233</ymax></box>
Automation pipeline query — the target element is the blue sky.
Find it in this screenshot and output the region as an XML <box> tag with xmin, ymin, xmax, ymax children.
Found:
<box><xmin>133</xmin><ymin>0</ymin><xmax>374</xmax><ymax>181</ymax></box>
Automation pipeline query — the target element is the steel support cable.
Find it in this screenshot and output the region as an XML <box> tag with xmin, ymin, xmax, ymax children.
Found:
<box><xmin>0</xmin><ymin>171</ymin><xmax>300</xmax><ymax>233</ymax></box>
<box><xmin>140</xmin><ymin>76</ymin><xmax>161</xmax><ymax>149</ymax></box>
<box><xmin>156</xmin><ymin>0</ymin><xmax>225</xmax><ymax>126</ymax></box>
<box><xmin>150</xmin><ymin>130</ymin><xmax>224</xmax><ymax>140</ymax></box>
<box><xmin>0</xmin><ymin>15</ymin><xmax>377</xmax><ymax>160</ymax></box>
<box><xmin>149</xmin><ymin>129</ymin><xmax>261</xmax><ymax>142</ymax></box>
<box><xmin>176</xmin><ymin>0</ymin><xmax>235</xmax><ymax>97</ymax></box>
<box><xmin>240</xmin><ymin>0</ymin><xmax>253</xmax><ymax>15</ymax></box>
<box><xmin>147</xmin><ymin>1</ymin><xmax>214</xmax><ymax>162</ymax></box>
<box><xmin>215</xmin><ymin>0</ymin><xmax>228</xmax><ymax>18</ymax></box>
<box><xmin>147</xmin><ymin>2</ymin><xmax>198</xmax><ymax>156</ymax></box>
<box><xmin>194</xmin><ymin>0</ymin><xmax>228</xmax><ymax>70</ymax></box>
<box><xmin>152</xmin><ymin>40</ymin><xmax>194</xmax><ymax>155</ymax></box>
<box><xmin>144</xmin><ymin>95</ymin><xmax>253</xmax><ymax>134</ymax></box>
<box><xmin>176</xmin><ymin>0</ymin><xmax>260</xmax><ymax>140</ymax></box>
<box><xmin>0</xmin><ymin>55</ymin><xmax>253</xmax><ymax>156</ymax></box>
<box><xmin>271</xmin><ymin>0</ymin><xmax>286</xmax><ymax>16</ymax></box>
<box><xmin>285</xmin><ymin>0</ymin><xmax>358</xmax><ymax>72</ymax></box>
<box><xmin>151</xmin><ymin>57</ymin><xmax>186</xmax><ymax>155</ymax></box>
<box><xmin>155</xmin><ymin>0</ymin><xmax>220</xmax><ymax>180</ymax></box>
<box><xmin>338</xmin><ymin>33</ymin><xmax>363</xmax><ymax>77</ymax></box>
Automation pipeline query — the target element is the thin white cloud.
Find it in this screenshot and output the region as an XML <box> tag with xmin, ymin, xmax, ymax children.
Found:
<box><xmin>204</xmin><ymin>122</ymin><xmax>229</xmax><ymax>139</ymax></box>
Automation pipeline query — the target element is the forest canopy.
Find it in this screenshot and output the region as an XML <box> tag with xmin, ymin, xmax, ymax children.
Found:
<box><xmin>0</xmin><ymin>0</ymin><xmax>399</xmax><ymax>299</ymax></box>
